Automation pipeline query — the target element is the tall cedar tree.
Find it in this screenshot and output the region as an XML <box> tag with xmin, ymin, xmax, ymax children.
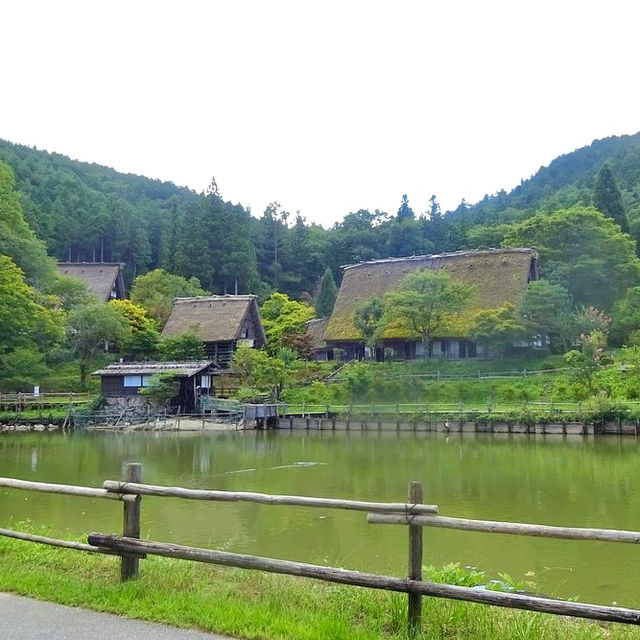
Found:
<box><xmin>396</xmin><ymin>194</ymin><xmax>414</xmax><ymax>220</ymax></box>
<box><xmin>593</xmin><ymin>165</ymin><xmax>629</xmax><ymax>233</ymax></box>
<box><xmin>315</xmin><ymin>267</ymin><xmax>338</xmax><ymax>317</ymax></box>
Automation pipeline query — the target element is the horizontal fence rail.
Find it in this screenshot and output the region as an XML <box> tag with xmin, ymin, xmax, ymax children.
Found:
<box><xmin>102</xmin><ymin>481</ymin><xmax>439</xmax><ymax>515</ymax></box>
<box><xmin>0</xmin><ymin>477</ymin><xmax>137</xmax><ymax>502</ymax></box>
<box><xmin>87</xmin><ymin>533</ymin><xmax>640</xmax><ymax>626</ymax></box>
<box><xmin>367</xmin><ymin>513</ymin><xmax>640</xmax><ymax>543</ymax></box>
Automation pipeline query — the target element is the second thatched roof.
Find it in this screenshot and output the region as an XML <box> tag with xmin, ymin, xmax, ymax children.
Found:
<box><xmin>161</xmin><ymin>295</ymin><xmax>266</xmax><ymax>345</ymax></box>
<box><xmin>324</xmin><ymin>248</ymin><xmax>538</xmax><ymax>341</ymax></box>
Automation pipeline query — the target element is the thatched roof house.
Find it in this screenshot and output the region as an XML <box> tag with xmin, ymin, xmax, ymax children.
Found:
<box><xmin>57</xmin><ymin>262</ymin><xmax>125</xmax><ymax>302</ymax></box>
<box><xmin>161</xmin><ymin>295</ymin><xmax>266</xmax><ymax>367</ymax></box>
<box><xmin>92</xmin><ymin>360</ymin><xmax>216</xmax><ymax>411</ymax></box>
<box><xmin>323</xmin><ymin>248</ymin><xmax>538</xmax><ymax>360</ymax></box>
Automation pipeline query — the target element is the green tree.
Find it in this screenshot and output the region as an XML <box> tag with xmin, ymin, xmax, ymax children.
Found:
<box><xmin>261</xmin><ymin>292</ymin><xmax>315</xmax><ymax>354</ymax></box>
<box><xmin>139</xmin><ymin>372</ymin><xmax>180</xmax><ymax>407</ymax></box>
<box><xmin>503</xmin><ymin>207</ymin><xmax>640</xmax><ymax>309</ymax></box>
<box><xmin>158</xmin><ymin>333</ymin><xmax>206</xmax><ymax>361</ymax></box>
<box><xmin>0</xmin><ymin>255</ymin><xmax>64</xmax><ymax>389</ymax></box>
<box><xmin>66</xmin><ymin>303</ymin><xmax>128</xmax><ymax>389</ymax></box>
<box><xmin>468</xmin><ymin>303</ymin><xmax>528</xmax><ymax>354</ymax></box>
<box><xmin>396</xmin><ymin>194</ymin><xmax>414</xmax><ymax>221</ymax></box>
<box><xmin>610</xmin><ymin>286</ymin><xmax>640</xmax><ymax>346</ymax></box>
<box><xmin>594</xmin><ymin>164</ymin><xmax>629</xmax><ymax>233</ymax></box>
<box><xmin>231</xmin><ymin>345</ymin><xmax>287</xmax><ymax>400</ymax></box>
<box><xmin>564</xmin><ymin>330</ymin><xmax>611</xmax><ymax>395</ymax></box>
<box><xmin>381</xmin><ymin>270</ymin><xmax>473</xmax><ymax>357</ymax></box>
<box><xmin>520</xmin><ymin>280</ymin><xmax>577</xmax><ymax>353</ymax></box>
<box><xmin>354</xmin><ymin>297</ymin><xmax>383</xmax><ymax>357</ymax></box>
<box><xmin>0</xmin><ymin>161</ymin><xmax>57</xmax><ymax>286</ymax></box>
<box><xmin>130</xmin><ymin>269</ymin><xmax>206</xmax><ymax>327</ymax></box>
<box><xmin>315</xmin><ymin>267</ymin><xmax>338</xmax><ymax>318</ymax></box>
<box><xmin>108</xmin><ymin>299</ymin><xmax>160</xmax><ymax>359</ymax></box>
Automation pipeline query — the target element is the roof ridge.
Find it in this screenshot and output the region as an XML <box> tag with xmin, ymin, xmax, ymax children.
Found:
<box><xmin>174</xmin><ymin>295</ymin><xmax>257</xmax><ymax>302</ymax></box>
<box><xmin>341</xmin><ymin>248</ymin><xmax>536</xmax><ymax>271</ymax></box>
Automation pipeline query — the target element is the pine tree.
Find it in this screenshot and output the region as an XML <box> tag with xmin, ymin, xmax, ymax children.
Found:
<box><xmin>315</xmin><ymin>267</ymin><xmax>338</xmax><ymax>318</ymax></box>
<box><xmin>594</xmin><ymin>165</ymin><xmax>629</xmax><ymax>233</ymax></box>
<box><xmin>396</xmin><ymin>194</ymin><xmax>414</xmax><ymax>220</ymax></box>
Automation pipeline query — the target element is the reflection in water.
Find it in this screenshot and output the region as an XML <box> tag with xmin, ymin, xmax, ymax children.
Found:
<box><xmin>1</xmin><ymin>430</ymin><xmax>640</xmax><ymax>606</ymax></box>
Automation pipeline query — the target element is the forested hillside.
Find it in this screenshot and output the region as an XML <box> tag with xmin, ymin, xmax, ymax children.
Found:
<box><xmin>2</xmin><ymin>132</ymin><xmax>640</xmax><ymax>303</ymax></box>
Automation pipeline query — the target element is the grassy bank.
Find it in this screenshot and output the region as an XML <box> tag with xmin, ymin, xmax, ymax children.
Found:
<box><xmin>1</xmin><ymin>532</ymin><xmax>639</xmax><ymax>639</ymax></box>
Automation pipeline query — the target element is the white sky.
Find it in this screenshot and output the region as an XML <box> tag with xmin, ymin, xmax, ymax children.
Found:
<box><xmin>2</xmin><ymin>1</ymin><xmax>640</xmax><ymax>226</ymax></box>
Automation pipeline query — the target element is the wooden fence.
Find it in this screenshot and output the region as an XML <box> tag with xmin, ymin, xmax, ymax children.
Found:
<box><xmin>2</xmin><ymin>466</ymin><xmax>640</xmax><ymax>635</ymax></box>
<box><xmin>0</xmin><ymin>391</ymin><xmax>90</xmax><ymax>411</ymax></box>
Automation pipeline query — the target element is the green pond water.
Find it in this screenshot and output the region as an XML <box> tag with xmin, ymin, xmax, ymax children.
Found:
<box><xmin>2</xmin><ymin>430</ymin><xmax>640</xmax><ymax>607</ymax></box>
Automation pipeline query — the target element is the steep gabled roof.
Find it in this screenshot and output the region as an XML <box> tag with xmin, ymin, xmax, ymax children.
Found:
<box><xmin>92</xmin><ymin>360</ymin><xmax>214</xmax><ymax>377</ymax></box>
<box><xmin>57</xmin><ymin>262</ymin><xmax>125</xmax><ymax>302</ymax></box>
<box><xmin>324</xmin><ymin>248</ymin><xmax>538</xmax><ymax>341</ymax></box>
<box><xmin>161</xmin><ymin>295</ymin><xmax>266</xmax><ymax>345</ymax></box>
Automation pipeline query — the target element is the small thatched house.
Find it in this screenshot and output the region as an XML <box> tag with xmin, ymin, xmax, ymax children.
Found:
<box><xmin>92</xmin><ymin>361</ymin><xmax>216</xmax><ymax>411</ymax></box>
<box><xmin>57</xmin><ymin>262</ymin><xmax>126</xmax><ymax>302</ymax></box>
<box><xmin>306</xmin><ymin>318</ymin><xmax>334</xmax><ymax>361</ymax></box>
<box><xmin>161</xmin><ymin>295</ymin><xmax>266</xmax><ymax>367</ymax></box>
<box><xmin>322</xmin><ymin>248</ymin><xmax>538</xmax><ymax>360</ymax></box>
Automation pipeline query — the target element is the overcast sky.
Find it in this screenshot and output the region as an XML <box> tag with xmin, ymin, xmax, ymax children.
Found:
<box><xmin>2</xmin><ymin>1</ymin><xmax>640</xmax><ymax>226</ymax></box>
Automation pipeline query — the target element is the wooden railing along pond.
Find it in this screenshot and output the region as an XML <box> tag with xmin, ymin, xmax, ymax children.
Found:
<box><xmin>2</xmin><ymin>465</ymin><xmax>640</xmax><ymax>634</ymax></box>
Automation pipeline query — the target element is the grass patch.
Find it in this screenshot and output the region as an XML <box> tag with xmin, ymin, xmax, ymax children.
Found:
<box><xmin>1</xmin><ymin>532</ymin><xmax>639</xmax><ymax>639</ymax></box>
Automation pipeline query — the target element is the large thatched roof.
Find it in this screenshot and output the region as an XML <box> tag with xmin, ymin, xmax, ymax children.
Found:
<box><xmin>57</xmin><ymin>262</ymin><xmax>125</xmax><ymax>302</ymax></box>
<box><xmin>324</xmin><ymin>249</ymin><xmax>538</xmax><ymax>341</ymax></box>
<box><xmin>92</xmin><ymin>361</ymin><xmax>214</xmax><ymax>377</ymax></box>
<box><xmin>161</xmin><ymin>295</ymin><xmax>266</xmax><ymax>345</ymax></box>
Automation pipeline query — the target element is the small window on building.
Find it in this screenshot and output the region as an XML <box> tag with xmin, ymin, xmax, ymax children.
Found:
<box><xmin>241</xmin><ymin>324</ymin><xmax>249</xmax><ymax>339</ymax></box>
<box><xmin>200</xmin><ymin>374</ymin><xmax>211</xmax><ymax>389</ymax></box>
<box><xmin>123</xmin><ymin>375</ymin><xmax>143</xmax><ymax>388</ymax></box>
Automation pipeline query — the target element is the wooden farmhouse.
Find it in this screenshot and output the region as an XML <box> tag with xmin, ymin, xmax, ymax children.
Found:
<box><xmin>57</xmin><ymin>262</ymin><xmax>126</xmax><ymax>302</ymax></box>
<box><xmin>92</xmin><ymin>361</ymin><xmax>216</xmax><ymax>411</ymax></box>
<box><xmin>306</xmin><ymin>318</ymin><xmax>333</xmax><ymax>361</ymax></box>
<box><xmin>161</xmin><ymin>295</ymin><xmax>266</xmax><ymax>368</ymax></box>
<box><xmin>319</xmin><ymin>248</ymin><xmax>539</xmax><ymax>361</ymax></box>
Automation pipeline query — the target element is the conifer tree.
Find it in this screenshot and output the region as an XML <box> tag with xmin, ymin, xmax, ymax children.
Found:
<box><xmin>594</xmin><ymin>164</ymin><xmax>629</xmax><ymax>233</ymax></box>
<box><xmin>315</xmin><ymin>267</ymin><xmax>338</xmax><ymax>317</ymax></box>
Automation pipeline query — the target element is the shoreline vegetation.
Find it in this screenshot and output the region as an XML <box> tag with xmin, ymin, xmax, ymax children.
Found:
<box><xmin>2</xmin><ymin>532</ymin><xmax>640</xmax><ymax>640</ymax></box>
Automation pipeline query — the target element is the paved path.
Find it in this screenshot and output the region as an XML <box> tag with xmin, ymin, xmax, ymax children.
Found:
<box><xmin>0</xmin><ymin>593</ymin><xmax>234</xmax><ymax>640</ymax></box>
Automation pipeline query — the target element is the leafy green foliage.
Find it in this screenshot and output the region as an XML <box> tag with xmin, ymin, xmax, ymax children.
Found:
<box><xmin>520</xmin><ymin>280</ymin><xmax>577</xmax><ymax>353</ymax></box>
<box><xmin>0</xmin><ymin>160</ymin><xmax>56</xmax><ymax>286</ymax></box>
<box><xmin>314</xmin><ymin>267</ymin><xmax>338</xmax><ymax>318</ymax></box>
<box><xmin>594</xmin><ymin>164</ymin><xmax>629</xmax><ymax>232</ymax></box>
<box><xmin>381</xmin><ymin>270</ymin><xmax>473</xmax><ymax>354</ymax></box>
<box><xmin>353</xmin><ymin>298</ymin><xmax>384</xmax><ymax>352</ymax></box>
<box><xmin>108</xmin><ymin>299</ymin><xmax>160</xmax><ymax>359</ymax></box>
<box><xmin>564</xmin><ymin>331</ymin><xmax>612</xmax><ymax>395</ymax></box>
<box><xmin>610</xmin><ymin>286</ymin><xmax>640</xmax><ymax>346</ymax></box>
<box><xmin>130</xmin><ymin>269</ymin><xmax>206</xmax><ymax>327</ymax></box>
<box><xmin>232</xmin><ymin>345</ymin><xmax>286</xmax><ymax>400</ymax></box>
<box><xmin>469</xmin><ymin>303</ymin><xmax>528</xmax><ymax>353</ymax></box>
<box><xmin>157</xmin><ymin>332</ymin><xmax>206</xmax><ymax>361</ymax></box>
<box><xmin>66</xmin><ymin>303</ymin><xmax>128</xmax><ymax>388</ymax></box>
<box><xmin>261</xmin><ymin>293</ymin><xmax>315</xmax><ymax>354</ymax></box>
<box><xmin>503</xmin><ymin>207</ymin><xmax>640</xmax><ymax>309</ymax></box>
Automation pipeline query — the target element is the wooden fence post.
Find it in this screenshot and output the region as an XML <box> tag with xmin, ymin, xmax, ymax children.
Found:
<box><xmin>121</xmin><ymin>462</ymin><xmax>142</xmax><ymax>581</ymax></box>
<box><xmin>407</xmin><ymin>480</ymin><xmax>423</xmax><ymax>636</ymax></box>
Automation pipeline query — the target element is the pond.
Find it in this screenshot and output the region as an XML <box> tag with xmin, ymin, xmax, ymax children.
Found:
<box><xmin>1</xmin><ymin>430</ymin><xmax>640</xmax><ymax>607</ymax></box>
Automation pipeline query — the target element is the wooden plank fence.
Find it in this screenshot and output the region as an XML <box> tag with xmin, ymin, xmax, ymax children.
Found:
<box><xmin>0</xmin><ymin>391</ymin><xmax>90</xmax><ymax>411</ymax></box>
<box><xmin>2</xmin><ymin>467</ymin><xmax>640</xmax><ymax>634</ymax></box>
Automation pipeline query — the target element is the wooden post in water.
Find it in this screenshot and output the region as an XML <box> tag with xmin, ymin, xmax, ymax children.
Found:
<box><xmin>407</xmin><ymin>481</ymin><xmax>423</xmax><ymax>636</ymax></box>
<box><xmin>121</xmin><ymin>462</ymin><xmax>142</xmax><ymax>581</ymax></box>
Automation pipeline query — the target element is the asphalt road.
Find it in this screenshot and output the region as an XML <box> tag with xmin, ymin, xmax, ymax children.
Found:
<box><xmin>0</xmin><ymin>593</ymin><xmax>234</xmax><ymax>640</ymax></box>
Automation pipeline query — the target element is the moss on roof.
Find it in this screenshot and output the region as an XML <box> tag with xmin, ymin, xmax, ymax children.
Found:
<box><xmin>324</xmin><ymin>249</ymin><xmax>538</xmax><ymax>341</ymax></box>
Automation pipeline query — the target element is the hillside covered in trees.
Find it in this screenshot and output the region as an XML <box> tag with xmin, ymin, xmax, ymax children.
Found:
<box><xmin>3</xmin><ymin>133</ymin><xmax>640</xmax><ymax>302</ymax></box>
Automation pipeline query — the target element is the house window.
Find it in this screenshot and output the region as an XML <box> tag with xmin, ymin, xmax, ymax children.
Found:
<box><xmin>200</xmin><ymin>374</ymin><xmax>211</xmax><ymax>389</ymax></box>
<box><xmin>141</xmin><ymin>376</ymin><xmax>153</xmax><ymax>387</ymax></box>
<box><xmin>123</xmin><ymin>375</ymin><xmax>143</xmax><ymax>388</ymax></box>
<box><xmin>241</xmin><ymin>324</ymin><xmax>249</xmax><ymax>339</ymax></box>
